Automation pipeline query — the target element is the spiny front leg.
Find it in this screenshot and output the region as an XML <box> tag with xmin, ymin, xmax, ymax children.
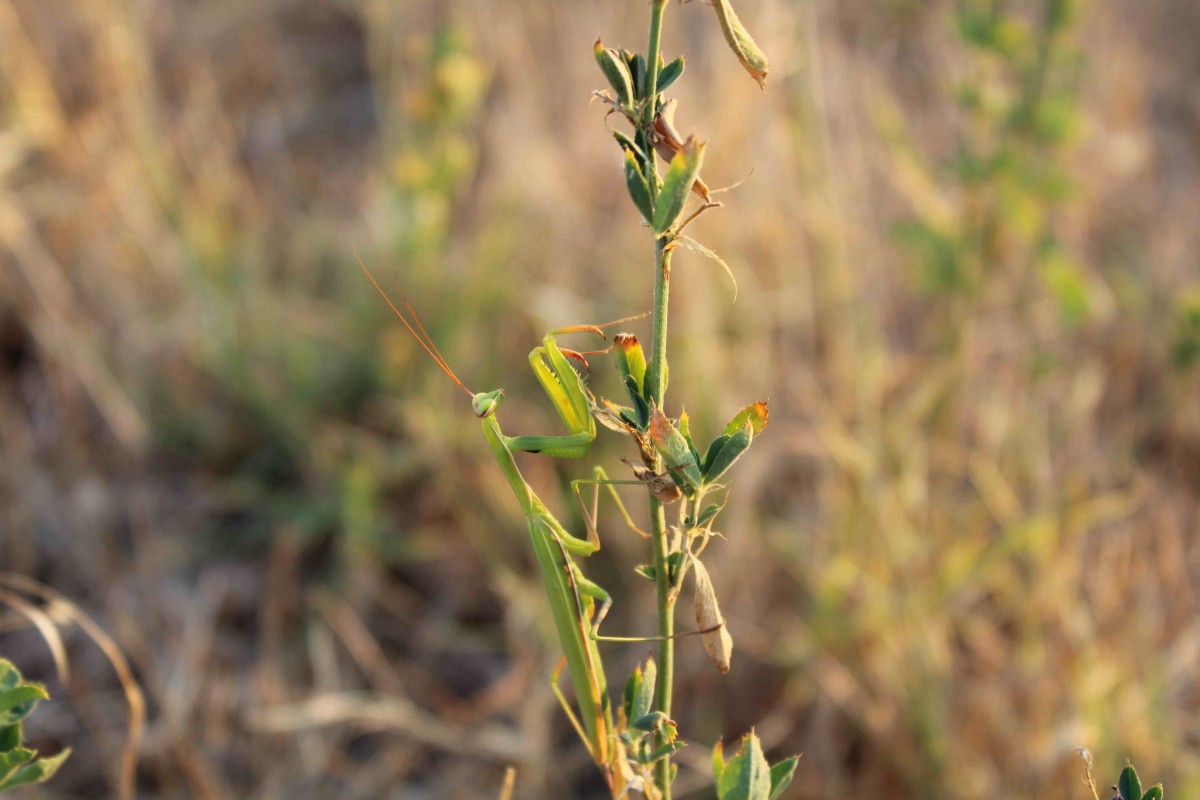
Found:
<box><xmin>504</xmin><ymin>327</ymin><xmax>605</xmax><ymax>458</ymax></box>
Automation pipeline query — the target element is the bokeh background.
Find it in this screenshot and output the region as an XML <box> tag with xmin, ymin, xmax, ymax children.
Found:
<box><xmin>2</xmin><ymin>0</ymin><xmax>1199</xmax><ymax>797</ymax></box>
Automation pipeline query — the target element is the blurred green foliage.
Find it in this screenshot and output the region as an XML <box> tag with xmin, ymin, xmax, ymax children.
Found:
<box><xmin>0</xmin><ymin>660</ymin><xmax>69</xmax><ymax>793</ymax></box>
<box><xmin>893</xmin><ymin>0</ymin><xmax>1089</xmax><ymax>335</ymax></box>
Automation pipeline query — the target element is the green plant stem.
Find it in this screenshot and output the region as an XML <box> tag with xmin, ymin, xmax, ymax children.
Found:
<box><xmin>649</xmin><ymin>494</ymin><xmax>674</xmax><ymax>796</ymax></box>
<box><xmin>643</xmin><ymin>0</ymin><xmax>667</xmax><ymax>192</ymax></box>
<box><xmin>645</xmin><ymin>4</ymin><xmax>674</xmax><ymax>797</ymax></box>
<box><xmin>644</xmin><ymin>6</ymin><xmax>668</xmax><ymax>402</ymax></box>
<box><xmin>650</xmin><ymin>240</ymin><xmax>675</xmax><ymax>800</ymax></box>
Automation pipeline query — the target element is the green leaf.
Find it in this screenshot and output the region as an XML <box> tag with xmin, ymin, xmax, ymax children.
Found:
<box><xmin>695</xmin><ymin>503</ymin><xmax>723</xmax><ymax>529</ymax></box>
<box><xmin>677</xmin><ymin>409</ymin><xmax>702</xmax><ymax>467</ymax></box>
<box><xmin>629</xmin><ymin>52</ymin><xmax>647</xmax><ymax>99</ymax></box>
<box><xmin>614</xmin><ymin>334</ymin><xmax>647</xmax><ymax>397</ymax></box>
<box><xmin>0</xmin><ymin>748</ymin><xmax>70</xmax><ymax>792</ymax></box>
<box><xmin>623</xmin><ymin>376</ymin><xmax>650</xmax><ymax>428</ymax></box>
<box><xmin>658</xmin><ymin>56</ymin><xmax>685</xmax><ymax>93</ymax></box>
<box><xmin>634</xmin><ymin>553</ymin><xmax>686</xmax><ymax>584</ymax></box>
<box><xmin>712</xmin><ymin>740</ymin><xmax>726</xmax><ymax>787</ymax></box>
<box><xmin>0</xmin><ymin>662</ymin><xmax>19</xmax><ymax>692</ymax></box>
<box><xmin>0</xmin><ymin>685</ymin><xmax>47</xmax><ymax>727</ymax></box>
<box><xmin>768</xmin><ymin>755</ymin><xmax>800</xmax><ymax>800</ymax></box>
<box><xmin>1120</xmin><ymin>766</ymin><xmax>1143</xmax><ymax>800</ymax></box>
<box><xmin>0</xmin><ymin>724</ymin><xmax>19</xmax><ymax>752</ymax></box>
<box><xmin>619</xmin><ymin>406</ymin><xmax>643</xmax><ymax>431</ymax></box>
<box><xmin>647</xmin><ymin>739</ymin><xmax>686</xmax><ymax>763</ymax></box>
<box><xmin>703</xmin><ymin>434</ymin><xmax>730</xmax><ymax>471</ymax></box>
<box><xmin>649</xmin><ymin>407</ymin><xmax>702</xmax><ymax>494</ymax></box>
<box><xmin>703</xmin><ymin>422</ymin><xmax>753</xmax><ymax>484</ymax></box>
<box><xmin>717</xmin><ymin>731</ymin><xmax>771</xmax><ymax>800</ymax></box>
<box><xmin>667</xmin><ymin>551</ymin><xmax>687</xmax><ymax>584</ymax></box>
<box><xmin>594</xmin><ymin>39</ymin><xmax>634</xmax><ymax>107</ymax></box>
<box><xmin>711</xmin><ymin>0</ymin><xmax>769</xmax><ymax>89</ymax></box>
<box><xmin>652</xmin><ymin>135</ymin><xmax>705</xmax><ymax>236</ymax></box>
<box><xmin>623</xmin><ymin>664</ymin><xmax>643</xmax><ymax>724</ymax></box>
<box><xmin>643</xmin><ymin>351</ymin><xmax>668</xmax><ymax>403</ymax></box>
<box><xmin>624</xmin><ymin>149</ymin><xmax>654</xmax><ymax>223</ymax></box>
<box><xmin>632</xmin><ymin>711</ymin><xmax>668</xmax><ymax>733</ymax></box>
<box><xmin>633</xmin><ymin>657</ymin><xmax>656</xmax><ymax>725</ymax></box>
<box><xmin>614</xmin><ymin>333</ymin><xmax>652</xmax><ymax>431</ymax></box>
<box><xmin>612</xmin><ymin>130</ymin><xmax>647</xmax><ymax>165</ymax></box>
<box><xmin>0</xmin><ymin>748</ymin><xmax>33</xmax><ymax>784</ymax></box>
<box><xmin>1142</xmin><ymin>786</ymin><xmax>1164</xmax><ymax>800</ymax></box>
<box><xmin>722</xmin><ymin>401</ymin><xmax>769</xmax><ymax>436</ymax></box>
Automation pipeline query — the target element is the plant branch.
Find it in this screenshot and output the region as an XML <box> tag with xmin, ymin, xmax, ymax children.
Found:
<box><xmin>643</xmin><ymin>4</ymin><xmax>675</xmax><ymax>798</ymax></box>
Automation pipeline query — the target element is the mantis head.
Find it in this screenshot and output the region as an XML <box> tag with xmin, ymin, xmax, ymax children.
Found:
<box><xmin>472</xmin><ymin>390</ymin><xmax>504</xmax><ymax>418</ymax></box>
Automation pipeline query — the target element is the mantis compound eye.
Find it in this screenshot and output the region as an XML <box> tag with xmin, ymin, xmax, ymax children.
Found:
<box><xmin>472</xmin><ymin>390</ymin><xmax>503</xmax><ymax>418</ymax></box>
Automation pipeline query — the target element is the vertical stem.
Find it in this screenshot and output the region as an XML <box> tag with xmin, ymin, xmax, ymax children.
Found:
<box><xmin>644</xmin><ymin>1</ymin><xmax>669</xmax><ymax>403</ymax></box>
<box><xmin>643</xmin><ymin>0</ymin><xmax>667</xmax><ymax>196</ymax></box>
<box><xmin>645</xmin><ymin>4</ymin><xmax>673</xmax><ymax>797</ymax></box>
<box><xmin>650</xmin><ymin>242</ymin><xmax>675</xmax><ymax>800</ymax></box>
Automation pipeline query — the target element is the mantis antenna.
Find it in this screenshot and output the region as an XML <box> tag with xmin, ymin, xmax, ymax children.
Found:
<box><xmin>355</xmin><ymin>251</ymin><xmax>474</xmax><ymax>398</ymax></box>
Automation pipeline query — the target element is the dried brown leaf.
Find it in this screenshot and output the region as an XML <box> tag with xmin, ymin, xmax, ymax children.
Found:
<box><xmin>692</xmin><ymin>559</ymin><xmax>733</xmax><ymax>673</ymax></box>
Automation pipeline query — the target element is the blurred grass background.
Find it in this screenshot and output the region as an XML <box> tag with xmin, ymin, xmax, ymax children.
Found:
<box><xmin>1</xmin><ymin>0</ymin><xmax>1199</xmax><ymax>797</ymax></box>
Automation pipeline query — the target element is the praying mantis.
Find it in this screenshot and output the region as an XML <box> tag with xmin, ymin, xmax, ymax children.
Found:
<box><xmin>358</xmin><ymin>259</ymin><xmax>656</xmax><ymax>792</ymax></box>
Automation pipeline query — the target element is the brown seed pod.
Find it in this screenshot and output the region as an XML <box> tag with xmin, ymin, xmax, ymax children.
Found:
<box><xmin>692</xmin><ymin>559</ymin><xmax>733</xmax><ymax>673</ymax></box>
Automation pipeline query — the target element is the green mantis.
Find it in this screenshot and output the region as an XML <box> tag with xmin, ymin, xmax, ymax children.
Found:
<box><xmin>358</xmin><ymin>260</ymin><xmax>636</xmax><ymax>791</ymax></box>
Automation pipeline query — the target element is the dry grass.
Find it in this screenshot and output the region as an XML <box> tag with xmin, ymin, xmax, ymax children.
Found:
<box><xmin>1</xmin><ymin>0</ymin><xmax>1198</xmax><ymax>797</ymax></box>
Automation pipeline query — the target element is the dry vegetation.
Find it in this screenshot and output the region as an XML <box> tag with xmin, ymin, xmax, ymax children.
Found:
<box><xmin>1</xmin><ymin>0</ymin><xmax>1199</xmax><ymax>797</ymax></box>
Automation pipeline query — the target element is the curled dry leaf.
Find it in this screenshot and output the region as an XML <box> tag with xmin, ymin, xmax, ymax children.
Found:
<box><xmin>653</xmin><ymin>100</ymin><xmax>712</xmax><ymax>202</ymax></box>
<box><xmin>621</xmin><ymin>457</ymin><xmax>683</xmax><ymax>503</ymax></box>
<box><xmin>692</xmin><ymin>559</ymin><xmax>733</xmax><ymax>673</ymax></box>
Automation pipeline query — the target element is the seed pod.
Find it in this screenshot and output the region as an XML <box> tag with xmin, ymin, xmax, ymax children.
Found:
<box><xmin>594</xmin><ymin>39</ymin><xmax>634</xmax><ymax>108</ymax></box>
<box><xmin>692</xmin><ymin>559</ymin><xmax>732</xmax><ymax>673</ymax></box>
<box><xmin>711</xmin><ymin>0</ymin><xmax>770</xmax><ymax>90</ymax></box>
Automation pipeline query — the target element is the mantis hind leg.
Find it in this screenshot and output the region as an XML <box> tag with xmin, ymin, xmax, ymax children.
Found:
<box><xmin>550</xmin><ymin>655</ymin><xmax>598</xmax><ymax>762</ymax></box>
<box><xmin>574</xmin><ymin>565</ymin><xmax>725</xmax><ymax>646</ymax></box>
